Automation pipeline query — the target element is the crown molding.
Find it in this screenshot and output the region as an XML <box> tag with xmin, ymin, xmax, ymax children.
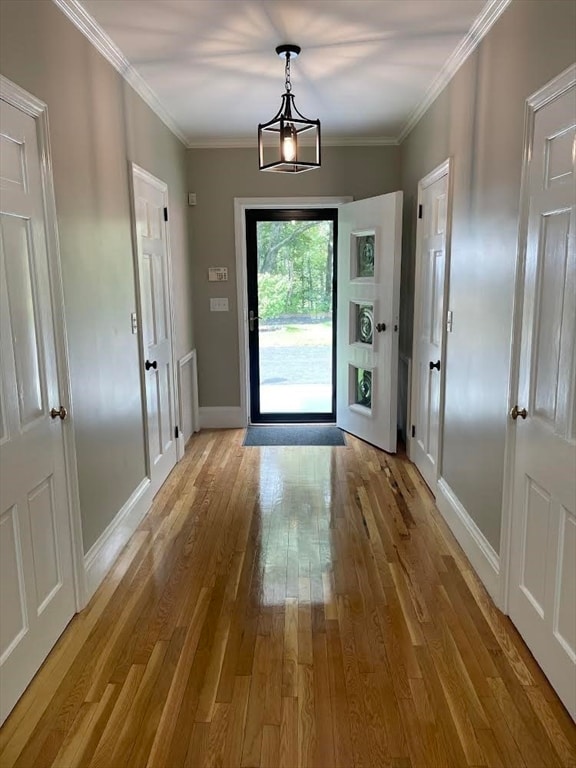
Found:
<box><xmin>397</xmin><ymin>0</ymin><xmax>512</xmax><ymax>143</ymax></box>
<box><xmin>187</xmin><ymin>137</ymin><xmax>257</xmax><ymax>149</ymax></box>
<box><xmin>324</xmin><ymin>136</ymin><xmax>399</xmax><ymax>147</ymax></box>
<box><xmin>51</xmin><ymin>0</ymin><xmax>189</xmax><ymax>147</ymax></box>
<box><xmin>187</xmin><ymin>135</ymin><xmax>399</xmax><ymax>149</ymax></box>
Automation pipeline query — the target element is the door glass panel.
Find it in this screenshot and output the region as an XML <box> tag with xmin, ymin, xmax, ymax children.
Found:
<box><xmin>354</xmin><ymin>303</ymin><xmax>374</xmax><ymax>345</ymax></box>
<box><xmin>353</xmin><ymin>233</ymin><xmax>375</xmax><ymax>278</ymax></box>
<box><xmin>350</xmin><ymin>365</ymin><xmax>373</xmax><ymax>411</ymax></box>
<box><xmin>251</xmin><ymin>215</ymin><xmax>336</xmax><ymax>420</ymax></box>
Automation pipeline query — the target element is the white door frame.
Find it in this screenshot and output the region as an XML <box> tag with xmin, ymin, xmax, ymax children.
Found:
<box><xmin>0</xmin><ymin>76</ymin><xmax>86</xmax><ymax>609</ymax></box>
<box><xmin>129</xmin><ymin>163</ymin><xmax>181</xmax><ymax>473</ymax></box>
<box><xmin>408</xmin><ymin>158</ymin><xmax>453</xmax><ymax>484</ymax></box>
<box><xmin>499</xmin><ymin>63</ymin><xmax>576</xmax><ymax>613</ymax></box>
<box><xmin>234</xmin><ymin>196</ymin><xmax>352</xmax><ymax>426</ymax></box>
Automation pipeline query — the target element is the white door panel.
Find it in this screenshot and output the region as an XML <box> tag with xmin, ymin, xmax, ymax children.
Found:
<box><xmin>509</xmin><ymin>74</ymin><xmax>576</xmax><ymax>720</ymax></box>
<box><xmin>410</xmin><ymin>169</ymin><xmax>449</xmax><ymax>492</ymax></box>
<box><xmin>0</xmin><ymin>507</ymin><xmax>27</xmax><ymax>663</ymax></box>
<box><xmin>132</xmin><ymin>167</ymin><xmax>177</xmax><ymax>496</ymax></box>
<box><xmin>336</xmin><ymin>192</ymin><xmax>402</xmax><ymax>452</ymax></box>
<box><xmin>0</xmin><ymin>96</ymin><xmax>75</xmax><ymax>724</ymax></box>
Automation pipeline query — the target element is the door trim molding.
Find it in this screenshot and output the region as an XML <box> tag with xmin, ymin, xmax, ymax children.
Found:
<box><xmin>0</xmin><ymin>75</ymin><xmax>87</xmax><ymax>609</ymax></box>
<box><xmin>234</xmin><ymin>197</ymin><xmax>352</xmax><ymax>426</ymax></box>
<box><xmin>499</xmin><ymin>63</ymin><xmax>576</xmax><ymax>614</ymax></box>
<box><xmin>408</xmin><ymin>158</ymin><xmax>453</xmax><ymax>493</ymax></box>
<box><xmin>129</xmin><ymin>163</ymin><xmax>180</xmax><ymax>492</ymax></box>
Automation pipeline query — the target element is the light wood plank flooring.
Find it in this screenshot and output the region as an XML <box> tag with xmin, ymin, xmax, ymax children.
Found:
<box><xmin>1</xmin><ymin>429</ymin><xmax>574</xmax><ymax>767</ymax></box>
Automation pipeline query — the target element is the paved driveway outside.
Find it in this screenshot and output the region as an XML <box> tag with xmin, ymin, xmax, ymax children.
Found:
<box><xmin>260</xmin><ymin>345</ymin><xmax>332</xmax><ymax>385</ymax></box>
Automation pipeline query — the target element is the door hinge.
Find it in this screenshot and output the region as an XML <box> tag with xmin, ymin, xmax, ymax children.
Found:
<box><xmin>418</xmin><ymin>204</ymin><xmax>423</xmax><ymax>219</ymax></box>
<box><xmin>411</xmin><ymin>425</ymin><xmax>415</xmax><ymax>438</ymax></box>
<box><xmin>175</xmin><ymin>425</ymin><xmax>179</xmax><ymax>438</ymax></box>
<box><xmin>163</xmin><ymin>206</ymin><xmax>168</xmax><ymax>222</ymax></box>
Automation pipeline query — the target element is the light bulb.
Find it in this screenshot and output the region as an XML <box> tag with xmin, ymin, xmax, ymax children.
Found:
<box><xmin>281</xmin><ymin>124</ymin><xmax>297</xmax><ymax>162</ymax></box>
<box><xmin>283</xmin><ymin>136</ymin><xmax>296</xmax><ymax>161</ymax></box>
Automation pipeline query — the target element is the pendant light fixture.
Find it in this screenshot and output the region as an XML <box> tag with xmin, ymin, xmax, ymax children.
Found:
<box><xmin>258</xmin><ymin>44</ymin><xmax>321</xmax><ymax>173</ymax></box>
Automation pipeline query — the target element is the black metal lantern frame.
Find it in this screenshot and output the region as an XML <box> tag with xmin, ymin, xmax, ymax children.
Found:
<box><xmin>258</xmin><ymin>45</ymin><xmax>321</xmax><ymax>173</ymax></box>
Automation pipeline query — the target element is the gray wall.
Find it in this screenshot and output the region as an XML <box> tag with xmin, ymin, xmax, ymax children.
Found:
<box><xmin>187</xmin><ymin>146</ymin><xmax>400</xmax><ymax>408</ymax></box>
<box><xmin>0</xmin><ymin>1</ymin><xmax>193</xmax><ymax>551</ymax></box>
<box><xmin>400</xmin><ymin>0</ymin><xmax>576</xmax><ymax>551</ymax></box>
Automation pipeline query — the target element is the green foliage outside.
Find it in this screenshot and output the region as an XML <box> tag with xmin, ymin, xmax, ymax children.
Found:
<box><xmin>257</xmin><ymin>220</ymin><xmax>333</xmax><ymax>320</ymax></box>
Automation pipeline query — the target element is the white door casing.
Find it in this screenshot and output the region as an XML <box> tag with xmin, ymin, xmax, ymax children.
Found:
<box><xmin>410</xmin><ymin>162</ymin><xmax>451</xmax><ymax>492</ymax></box>
<box><xmin>131</xmin><ymin>165</ymin><xmax>177</xmax><ymax>497</ymax></box>
<box><xmin>0</xmin><ymin>84</ymin><xmax>80</xmax><ymax>725</ymax></box>
<box><xmin>336</xmin><ymin>192</ymin><xmax>403</xmax><ymax>452</ymax></box>
<box><xmin>507</xmin><ymin>66</ymin><xmax>576</xmax><ymax>720</ymax></box>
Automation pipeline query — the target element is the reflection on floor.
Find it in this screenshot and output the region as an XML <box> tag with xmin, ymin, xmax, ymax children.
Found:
<box><xmin>1</xmin><ymin>430</ymin><xmax>574</xmax><ymax>768</ymax></box>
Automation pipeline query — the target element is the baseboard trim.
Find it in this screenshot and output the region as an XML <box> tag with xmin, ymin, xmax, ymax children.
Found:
<box><xmin>436</xmin><ymin>478</ymin><xmax>500</xmax><ymax>604</ymax></box>
<box><xmin>83</xmin><ymin>478</ymin><xmax>152</xmax><ymax>602</ymax></box>
<box><xmin>199</xmin><ymin>406</ymin><xmax>245</xmax><ymax>429</ymax></box>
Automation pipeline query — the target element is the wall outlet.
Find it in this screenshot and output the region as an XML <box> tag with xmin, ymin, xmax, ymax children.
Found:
<box><xmin>188</xmin><ymin>192</ymin><xmax>197</xmax><ymax>206</ymax></box>
<box><xmin>210</xmin><ymin>298</ymin><xmax>229</xmax><ymax>312</ymax></box>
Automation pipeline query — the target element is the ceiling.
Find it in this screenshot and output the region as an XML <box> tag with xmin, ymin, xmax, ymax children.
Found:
<box><xmin>67</xmin><ymin>0</ymin><xmax>503</xmax><ymax>146</ymax></box>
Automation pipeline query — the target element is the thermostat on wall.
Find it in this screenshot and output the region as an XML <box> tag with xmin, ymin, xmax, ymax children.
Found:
<box><xmin>208</xmin><ymin>267</ymin><xmax>228</xmax><ymax>282</ymax></box>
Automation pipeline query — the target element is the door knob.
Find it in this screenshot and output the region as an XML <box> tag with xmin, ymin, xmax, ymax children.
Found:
<box><xmin>376</xmin><ymin>322</ymin><xmax>386</xmax><ymax>333</ymax></box>
<box><xmin>249</xmin><ymin>310</ymin><xmax>260</xmax><ymax>332</ymax></box>
<box><xmin>429</xmin><ymin>360</ymin><xmax>441</xmax><ymax>371</ymax></box>
<box><xmin>50</xmin><ymin>406</ymin><xmax>67</xmax><ymax>420</ymax></box>
<box><xmin>510</xmin><ymin>405</ymin><xmax>527</xmax><ymax>420</ymax></box>
<box><xmin>145</xmin><ymin>360</ymin><xmax>158</xmax><ymax>371</ymax></box>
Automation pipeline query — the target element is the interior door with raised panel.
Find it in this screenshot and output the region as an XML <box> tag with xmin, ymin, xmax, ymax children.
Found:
<box><xmin>410</xmin><ymin>168</ymin><xmax>449</xmax><ymax>492</ymax></box>
<box><xmin>508</xmin><ymin>73</ymin><xmax>576</xmax><ymax>719</ymax></box>
<box><xmin>0</xmin><ymin>96</ymin><xmax>76</xmax><ymax>724</ymax></box>
<box><xmin>132</xmin><ymin>166</ymin><xmax>177</xmax><ymax>497</ymax></box>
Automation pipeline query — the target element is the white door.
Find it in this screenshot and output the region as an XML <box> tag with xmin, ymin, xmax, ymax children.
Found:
<box><xmin>0</xmin><ymin>96</ymin><xmax>76</xmax><ymax>724</ymax></box>
<box><xmin>410</xmin><ymin>166</ymin><xmax>450</xmax><ymax>492</ymax></box>
<box><xmin>132</xmin><ymin>165</ymin><xmax>177</xmax><ymax>497</ymax></box>
<box><xmin>508</xmin><ymin>70</ymin><xmax>576</xmax><ymax>719</ymax></box>
<box><xmin>336</xmin><ymin>192</ymin><xmax>402</xmax><ymax>452</ymax></box>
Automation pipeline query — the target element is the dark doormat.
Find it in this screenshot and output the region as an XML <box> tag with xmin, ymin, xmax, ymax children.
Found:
<box><xmin>243</xmin><ymin>425</ymin><xmax>346</xmax><ymax>447</ymax></box>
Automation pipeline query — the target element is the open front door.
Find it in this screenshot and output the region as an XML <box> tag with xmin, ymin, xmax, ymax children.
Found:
<box><xmin>336</xmin><ymin>192</ymin><xmax>402</xmax><ymax>452</ymax></box>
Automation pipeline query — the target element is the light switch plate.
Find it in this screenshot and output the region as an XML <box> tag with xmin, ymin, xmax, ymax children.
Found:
<box><xmin>210</xmin><ymin>298</ymin><xmax>229</xmax><ymax>312</ymax></box>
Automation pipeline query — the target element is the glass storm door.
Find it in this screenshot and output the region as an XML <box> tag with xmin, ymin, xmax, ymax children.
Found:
<box><xmin>246</xmin><ymin>209</ymin><xmax>337</xmax><ymax>423</ymax></box>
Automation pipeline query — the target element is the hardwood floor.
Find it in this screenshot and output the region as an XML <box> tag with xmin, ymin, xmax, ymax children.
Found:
<box><xmin>1</xmin><ymin>429</ymin><xmax>574</xmax><ymax>768</ymax></box>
